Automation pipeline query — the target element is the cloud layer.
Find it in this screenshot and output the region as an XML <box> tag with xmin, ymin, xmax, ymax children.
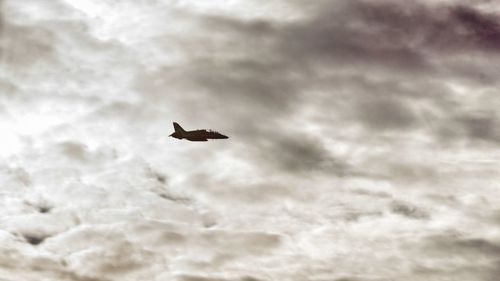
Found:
<box><xmin>1</xmin><ymin>0</ymin><xmax>500</xmax><ymax>280</ymax></box>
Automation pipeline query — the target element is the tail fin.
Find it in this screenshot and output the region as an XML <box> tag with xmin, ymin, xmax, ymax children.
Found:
<box><xmin>173</xmin><ymin>122</ymin><xmax>185</xmax><ymax>133</ymax></box>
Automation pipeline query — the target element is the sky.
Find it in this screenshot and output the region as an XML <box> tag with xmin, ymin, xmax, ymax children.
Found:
<box><xmin>1</xmin><ymin>0</ymin><xmax>500</xmax><ymax>280</ymax></box>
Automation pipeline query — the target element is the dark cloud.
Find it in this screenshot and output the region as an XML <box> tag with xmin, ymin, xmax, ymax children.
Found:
<box><xmin>451</xmin><ymin>5</ymin><xmax>500</xmax><ymax>50</ymax></box>
<box><xmin>134</xmin><ymin>2</ymin><xmax>447</xmax><ymax>176</ymax></box>
<box><xmin>282</xmin><ymin>4</ymin><xmax>428</xmax><ymax>71</ymax></box>
<box><xmin>390</xmin><ymin>200</ymin><xmax>430</xmax><ymax>220</ymax></box>
<box><xmin>0</xmin><ymin>1</ymin><xmax>83</xmax><ymax>69</ymax></box>
<box><xmin>191</xmin><ymin>59</ymin><xmax>300</xmax><ymax>115</ymax></box>
<box><xmin>350</xmin><ymin>188</ymin><xmax>391</xmax><ymax>199</ymax></box>
<box><xmin>436</xmin><ymin>112</ymin><xmax>500</xmax><ymax>145</ymax></box>
<box><xmin>412</xmin><ymin>262</ymin><xmax>500</xmax><ymax>281</ymax></box>
<box><xmin>410</xmin><ymin>233</ymin><xmax>500</xmax><ymax>280</ymax></box>
<box><xmin>424</xmin><ymin>234</ymin><xmax>500</xmax><ymax>257</ymax></box>
<box><xmin>335</xmin><ymin>1</ymin><xmax>500</xmax><ymax>53</ymax></box>
<box><xmin>150</xmin><ymin>0</ymin><xmax>500</xmax><ymax>146</ymax></box>
<box><xmin>59</xmin><ymin>141</ymin><xmax>89</xmax><ymax>161</ymax></box>
<box><xmin>175</xmin><ymin>275</ymin><xmax>264</xmax><ymax>281</ymax></box>
<box><xmin>383</xmin><ymin>161</ymin><xmax>440</xmax><ymax>183</ymax></box>
<box><xmin>195</xmin><ymin>1</ymin><xmax>500</xmax><ymax>79</ymax></box>
<box><xmin>354</xmin><ymin>97</ymin><xmax>418</xmax><ymax>131</ymax></box>
<box><xmin>245</xmin><ymin>133</ymin><xmax>349</xmax><ymax>175</ymax></box>
<box><xmin>458</xmin><ymin>113</ymin><xmax>500</xmax><ymax>143</ymax></box>
<box><xmin>1</xmin><ymin>22</ymin><xmax>55</xmax><ymax>67</ymax></box>
<box><xmin>22</xmin><ymin>233</ymin><xmax>49</xmax><ymax>245</ymax></box>
<box><xmin>136</xmin><ymin>59</ymin><xmax>349</xmax><ymax>174</ymax></box>
<box><xmin>0</xmin><ymin>0</ymin><xmax>5</xmax><ymax>62</ymax></box>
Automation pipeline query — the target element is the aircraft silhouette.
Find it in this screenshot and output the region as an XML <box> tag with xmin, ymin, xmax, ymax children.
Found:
<box><xmin>169</xmin><ymin>122</ymin><xmax>229</xmax><ymax>141</ymax></box>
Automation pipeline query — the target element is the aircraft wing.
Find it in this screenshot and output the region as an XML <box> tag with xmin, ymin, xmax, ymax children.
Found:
<box><xmin>185</xmin><ymin>136</ymin><xmax>208</xmax><ymax>141</ymax></box>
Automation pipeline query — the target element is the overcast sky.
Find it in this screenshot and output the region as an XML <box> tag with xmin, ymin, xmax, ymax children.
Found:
<box><xmin>1</xmin><ymin>0</ymin><xmax>500</xmax><ymax>280</ymax></box>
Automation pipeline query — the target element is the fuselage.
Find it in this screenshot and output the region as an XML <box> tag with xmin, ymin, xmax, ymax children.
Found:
<box><xmin>170</xmin><ymin>129</ymin><xmax>228</xmax><ymax>141</ymax></box>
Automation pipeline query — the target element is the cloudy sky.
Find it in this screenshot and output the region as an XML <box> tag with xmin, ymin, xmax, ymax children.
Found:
<box><xmin>1</xmin><ymin>0</ymin><xmax>500</xmax><ymax>280</ymax></box>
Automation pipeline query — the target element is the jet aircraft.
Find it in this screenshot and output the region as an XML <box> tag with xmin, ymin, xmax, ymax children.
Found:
<box><xmin>169</xmin><ymin>122</ymin><xmax>229</xmax><ymax>141</ymax></box>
